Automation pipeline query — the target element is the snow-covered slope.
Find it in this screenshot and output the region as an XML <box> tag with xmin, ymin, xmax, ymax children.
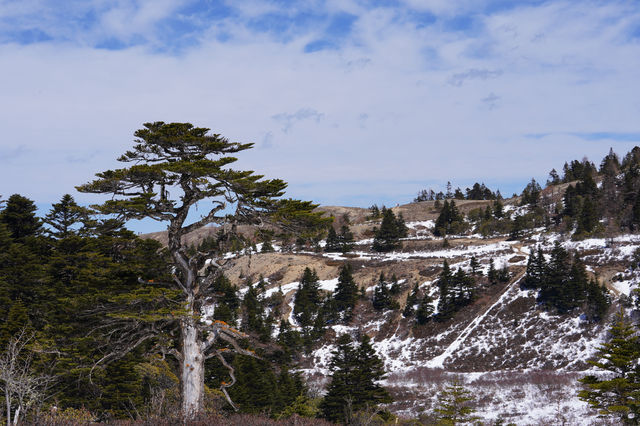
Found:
<box><xmin>215</xmin><ymin>202</ymin><xmax>640</xmax><ymax>424</ymax></box>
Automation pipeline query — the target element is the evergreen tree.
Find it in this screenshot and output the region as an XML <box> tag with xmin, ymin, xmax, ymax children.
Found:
<box><xmin>434</xmin><ymin>381</ymin><xmax>479</xmax><ymax>425</ymax></box>
<box><xmin>436</xmin><ymin>260</ymin><xmax>455</xmax><ymax>321</ymax></box>
<box><xmin>487</xmin><ymin>258</ymin><xmax>498</xmax><ymax>285</ymax></box>
<box><xmin>522</xmin><ymin>246</ymin><xmax>546</xmax><ymax>290</ymax></box>
<box><xmin>372</xmin><ymin>273</ymin><xmax>398</xmax><ymax>311</ymax></box>
<box><xmin>325</xmin><ymin>226</ymin><xmax>340</xmax><ymax>252</ymax></box>
<box><xmin>538</xmin><ymin>242</ymin><xmax>571</xmax><ymax>311</ymax></box>
<box><xmin>520</xmin><ymin>178</ymin><xmax>542</xmax><ymax>207</ymax></box>
<box><xmin>293</xmin><ymin>268</ymin><xmax>321</xmax><ymax>349</ymax></box>
<box><xmin>493</xmin><ymin>199</ymin><xmax>504</xmax><ymax>219</ymax></box>
<box><xmin>395</xmin><ymin>213</ymin><xmax>408</xmax><ymax>238</ymax></box>
<box><xmin>76</xmin><ymin>121</ymin><xmax>330</xmax><ymax>418</ymax></box>
<box><xmin>579</xmin><ymin>310</ymin><xmax>640</xmax><ymax>424</ymax></box>
<box><xmin>320</xmin><ymin>334</ymin><xmax>391</xmax><ymax>423</ymax></box>
<box><xmin>337</xmin><ymin>225</ymin><xmax>355</xmax><ymax>254</ymax></box>
<box><xmin>44</xmin><ymin>194</ymin><xmax>90</xmax><ymax>239</ymax></box>
<box><xmin>372</xmin><ymin>208</ymin><xmax>402</xmax><ymax>252</ymax></box>
<box><xmin>585</xmin><ymin>279</ymin><xmax>610</xmax><ymax>322</ymax></box>
<box><xmin>403</xmin><ymin>282</ymin><xmax>419</xmax><ymax>318</ymax></box>
<box><xmin>469</xmin><ymin>256</ymin><xmax>480</xmax><ymax>276</ymax></box>
<box><xmin>241</xmin><ymin>282</ymin><xmax>270</xmax><ymax>341</ymax></box>
<box><xmin>415</xmin><ymin>292</ymin><xmax>434</xmax><ymax>325</ymax></box>
<box><xmin>576</xmin><ymin>196</ymin><xmax>599</xmax><ymax>236</ymax></box>
<box><xmin>0</xmin><ymin>194</ymin><xmax>42</xmax><ymax>241</ymax></box>
<box><xmin>434</xmin><ymin>200</ymin><xmax>464</xmax><ymax>237</ymax></box>
<box><xmin>333</xmin><ymin>264</ymin><xmax>359</xmax><ymax>322</ymax></box>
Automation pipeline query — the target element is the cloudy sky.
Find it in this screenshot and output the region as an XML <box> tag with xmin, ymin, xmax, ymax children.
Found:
<box><xmin>1</xmin><ymin>0</ymin><xmax>640</xmax><ymax>231</ymax></box>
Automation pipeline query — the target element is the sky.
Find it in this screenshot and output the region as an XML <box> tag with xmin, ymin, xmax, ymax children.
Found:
<box><xmin>1</xmin><ymin>0</ymin><xmax>640</xmax><ymax>233</ymax></box>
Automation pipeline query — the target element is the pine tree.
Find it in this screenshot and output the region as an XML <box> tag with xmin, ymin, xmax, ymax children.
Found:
<box><xmin>403</xmin><ymin>282</ymin><xmax>419</xmax><ymax>318</ymax></box>
<box><xmin>337</xmin><ymin>225</ymin><xmax>355</xmax><ymax>254</ymax></box>
<box><xmin>469</xmin><ymin>256</ymin><xmax>480</xmax><ymax>276</ymax></box>
<box><xmin>293</xmin><ymin>268</ymin><xmax>321</xmax><ymax>349</ymax></box>
<box><xmin>372</xmin><ymin>273</ymin><xmax>397</xmax><ymax>311</ymax></box>
<box><xmin>76</xmin><ymin>121</ymin><xmax>330</xmax><ymax>417</ymax></box>
<box><xmin>415</xmin><ymin>292</ymin><xmax>434</xmax><ymax>325</ymax></box>
<box><xmin>436</xmin><ymin>260</ymin><xmax>455</xmax><ymax>321</ymax></box>
<box><xmin>523</xmin><ymin>246</ymin><xmax>545</xmax><ymax>290</ymax></box>
<box><xmin>434</xmin><ymin>200</ymin><xmax>464</xmax><ymax>237</ymax></box>
<box><xmin>538</xmin><ymin>242</ymin><xmax>572</xmax><ymax>312</ymax></box>
<box><xmin>395</xmin><ymin>213</ymin><xmax>408</xmax><ymax>238</ymax></box>
<box><xmin>579</xmin><ymin>310</ymin><xmax>640</xmax><ymax>424</ymax></box>
<box><xmin>487</xmin><ymin>258</ymin><xmax>498</xmax><ymax>285</ymax></box>
<box><xmin>372</xmin><ymin>208</ymin><xmax>402</xmax><ymax>252</ymax></box>
<box><xmin>585</xmin><ymin>279</ymin><xmax>610</xmax><ymax>322</ymax></box>
<box><xmin>320</xmin><ymin>334</ymin><xmax>391</xmax><ymax>423</ymax></box>
<box><xmin>333</xmin><ymin>264</ymin><xmax>359</xmax><ymax>322</ymax></box>
<box><xmin>325</xmin><ymin>226</ymin><xmax>340</xmax><ymax>252</ymax></box>
<box><xmin>434</xmin><ymin>381</ymin><xmax>479</xmax><ymax>425</ymax></box>
<box><xmin>44</xmin><ymin>194</ymin><xmax>90</xmax><ymax>239</ymax></box>
<box><xmin>0</xmin><ymin>194</ymin><xmax>42</xmax><ymax>241</ymax></box>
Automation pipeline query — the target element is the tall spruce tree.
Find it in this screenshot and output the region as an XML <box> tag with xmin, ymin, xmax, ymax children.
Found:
<box><xmin>333</xmin><ymin>264</ymin><xmax>359</xmax><ymax>322</ymax></box>
<box><xmin>579</xmin><ymin>310</ymin><xmax>640</xmax><ymax>424</ymax></box>
<box><xmin>293</xmin><ymin>268</ymin><xmax>322</xmax><ymax>349</ymax></box>
<box><xmin>372</xmin><ymin>273</ymin><xmax>398</xmax><ymax>311</ymax></box>
<box><xmin>320</xmin><ymin>334</ymin><xmax>391</xmax><ymax>423</ymax></box>
<box><xmin>403</xmin><ymin>282</ymin><xmax>419</xmax><ymax>318</ymax></box>
<box><xmin>76</xmin><ymin>121</ymin><xmax>329</xmax><ymax>418</ymax></box>
<box><xmin>44</xmin><ymin>194</ymin><xmax>90</xmax><ymax>239</ymax></box>
<box><xmin>372</xmin><ymin>208</ymin><xmax>402</xmax><ymax>252</ymax></box>
<box><xmin>434</xmin><ymin>381</ymin><xmax>479</xmax><ymax>425</ymax></box>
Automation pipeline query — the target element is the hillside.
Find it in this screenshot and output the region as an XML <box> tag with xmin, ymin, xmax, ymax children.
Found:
<box><xmin>139</xmin><ymin>192</ymin><xmax>639</xmax><ymax>424</ymax></box>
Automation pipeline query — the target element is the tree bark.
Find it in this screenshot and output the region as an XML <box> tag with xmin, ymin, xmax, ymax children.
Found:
<box><xmin>180</xmin><ymin>312</ymin><xmax>205</xmax><ymax>419</ymax></box>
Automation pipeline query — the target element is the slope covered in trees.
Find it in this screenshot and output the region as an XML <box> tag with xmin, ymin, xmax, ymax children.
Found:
<box><xmin>4</xmin><ymin>145</ymin><xmax>640</xmax><ymax>424</ymax></box>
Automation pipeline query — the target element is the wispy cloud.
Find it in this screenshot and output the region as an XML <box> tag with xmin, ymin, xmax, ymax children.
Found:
<box><xmin>448</xmin><ymin>68</ymin><xmax>503</xmax><ymax>86</ymax></box>
<box><xmin>272</xmin><ymin>108</ymin><xmax>325</xmax><ymax>133</ymax></box>
<box><xmin>1</xmin><ymin>0</ymin><xmax>639</xmax><ymax>212</ymax></box>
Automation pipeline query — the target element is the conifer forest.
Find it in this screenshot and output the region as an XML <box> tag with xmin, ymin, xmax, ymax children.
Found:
<box><xmin>5</xmin><ymin>123</ymin><xmax>640</xmax><ymax>425</ymax></box>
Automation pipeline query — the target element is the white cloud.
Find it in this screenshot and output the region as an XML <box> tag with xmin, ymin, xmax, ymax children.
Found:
<box><xmin>0</xmin><ymin>1</ymin><xmax>639</xmax><ymax>214</ymax></box>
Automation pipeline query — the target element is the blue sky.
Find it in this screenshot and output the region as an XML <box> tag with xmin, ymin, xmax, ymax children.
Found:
<box><xmin>1</xmin><ymin>0</ymin><xmax>640</xmax><ymax>232</ymax></box>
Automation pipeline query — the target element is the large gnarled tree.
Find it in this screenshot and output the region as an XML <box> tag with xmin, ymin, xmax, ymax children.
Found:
<box><xmin>77</xmin><ymin>122</ymin><xmax>327</xmax><ymax>418</ymax></box>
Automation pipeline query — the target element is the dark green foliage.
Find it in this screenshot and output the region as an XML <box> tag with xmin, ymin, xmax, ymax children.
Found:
<box><xmin>293</xmin><ymin>268</ymin><xmax>323</xmax><ymax>350</ymax></box>
<box><xmin>324</xmin><ymin>226</ymin><xmax>340</xmax><ymax>252</ymax></box>
<box><xmin>212</xmin><ymin>274</ymin><xmax>240</xmax><ymax>323</ymax></box>
<box><xmin>326</xmin><ymin>225</ymin><xmax>355</xmax><ymax>254</ymax></box>
<box><xmin>434</xmin><ymin>200</ymin><xmax>465</xmax><ymax>237</ymax></box>
<box><xmin>436</xmin><ymin>260</ymin><xmax>476</xmax><ymax>321</ymax></box>
<box><xmin>367</xmin><ymin>204</ymin><xmax>381</xmax><ymax>220</ymax></box>
<box><xmin>320</xmin><ymin>334</ymin><xmax>391</xmax><ymax>423</ymax></box>
<box><xmin>241</xmin><ymin>282</ymin><xmax>272</xmax><ymax>342</ymax></box>
<box><xmin>469</xmin><ymin>256</ymin><xmax>480</xmax><ymax>276</ymax></box>
<box><xmin>333</xmin><ymin>264</ymin><xmax>359</xmax><ymax>322</ymax></box>
<box><xmin>0</xmin><ymin>194</ymin><xmax>42</xmax><ymax>241</ymax></box>
<box><xmin>372</xmin><ymin>208</ymin><xmax>405</xmax><ymax>252</ymax></box>
<box><xmin>465</xmin><ymin>182</ymin><xmax>497</xmax><ymax>200</ymax></box>
<box><xmin>520</xmin><ymin>178</ymin><xmax>542</xmax><ymax>207</ymax></box>
<box><xmin>276</xmin><ymin>320</ymin><xmax>303</xmax><ymax>363</ymax></box>
<box><xmin>415</xmin><ymin>183</ymin><xmax>497</xmax><ymax>202</ymax></box>
<box><xmin>44</xmin><ymin>194</ymin><xmax>90</xmax><ymax>239</ymax></box>
<box><xmin>522</xmin><ymin>246</ymin><xmax>546</xmax><ymax>290</ymax></box>
<box><xmin>562</xmin><ymin>159</ymin><xmax>597</xmax><ymax>183</ymax></box>
<box><xmin>547</xmin><ymin>168</ymin><xmax>561</xmax><ymax>186</ymax></box>
<box><xmin>402</xmin><ymin>282</ymin><xmax>419</xmax><ymax>318</ymax></box>
<box><xmin>434</xmin><ymin>381</ymin><xmax>479</xmax><ymax>425</ymax></box>
<box><xmin>525</xmin><ymin>243</ymin><xmax>610</xmax><ymax>318</ymax></box>
<box><xmin>372</xmin><ymin>273</ymin><xmax>399</xmax><ymax>311</ymax></box>
<box><xmin>415</xmin><ymin>291</ymin><xmax>434</xmax><ymax>325</ymax></box>
<box><xmin>579</xmin><ymin>310</ymin><xmax>640</xmax><ymax>424</ymax></box>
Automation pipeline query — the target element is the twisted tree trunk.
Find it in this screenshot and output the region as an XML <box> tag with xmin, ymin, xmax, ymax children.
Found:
<box><xmin>180</xmin><ymin>310</ymin><xmax>205</xmax><ymax>419</ymax></box>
